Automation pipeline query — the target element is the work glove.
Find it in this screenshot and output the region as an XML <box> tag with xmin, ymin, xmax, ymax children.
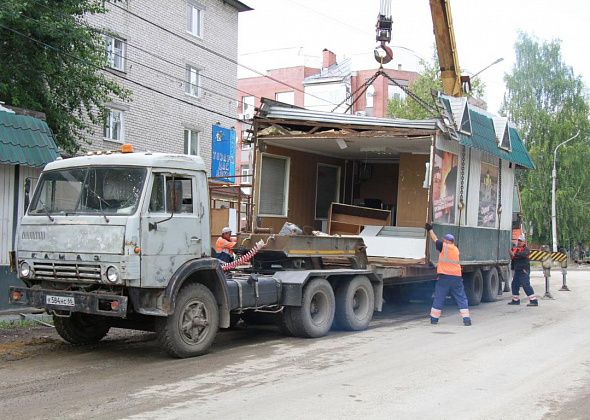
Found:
<box><xmin>425</xmin><ymin>222</ymin><xmax>433</xmax><ymax>231</ymax></box>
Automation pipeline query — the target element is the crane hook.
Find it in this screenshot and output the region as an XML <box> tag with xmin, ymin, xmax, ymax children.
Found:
<box><xmin>374</xmin><ymin>41</ymin><xmax>393</xmax><ymax>65</ymax></box>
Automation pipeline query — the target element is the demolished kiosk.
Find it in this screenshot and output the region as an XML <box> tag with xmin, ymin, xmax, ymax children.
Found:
<box><xmin>247</xmin><ymin>96</ymin><xmax>534</xmax><ymax>304</ymax></box>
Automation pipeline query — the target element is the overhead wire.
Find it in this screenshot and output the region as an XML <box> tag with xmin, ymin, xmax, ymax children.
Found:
<box><xmin>0</xmin><ymin>23</ymin><xmax>244</xmax><ymax>123</ymax></box>
<box><xmin>108</xmin><ymin>1</ymin><xmax>342</xmax><ymax>108</ymax></box>
<box><xmin>13</xmin><ymin>0</ymin><xmax>263</xmax><ymax>107</ymax></box>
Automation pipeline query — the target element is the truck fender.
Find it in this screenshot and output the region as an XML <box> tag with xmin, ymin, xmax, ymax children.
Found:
<box><xmin>163</xmin><ymin>258</ymin><xmax>231</xmax><ymax>328</ymax></box>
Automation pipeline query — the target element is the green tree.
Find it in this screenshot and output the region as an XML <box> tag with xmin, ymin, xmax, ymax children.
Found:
<box><xmin>502</xmin><ymin>32</ymin><xmax>590</xmax><ymax>247</ymax></box>
<box><xmin>0</xmin><ymin>0</ymin><xmax>129</xmax><ymax>153</ymax></box>
<box><xmin>387</xmin><ymin>54</ymin><xmax>484</xmax><ymax>119</ymax></box>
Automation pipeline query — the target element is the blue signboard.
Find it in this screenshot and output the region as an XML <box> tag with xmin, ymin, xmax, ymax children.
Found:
<box><xmin>211</xmin><ymin>125</ymin><xmax>236</xmax><ymax>183</ymax></box>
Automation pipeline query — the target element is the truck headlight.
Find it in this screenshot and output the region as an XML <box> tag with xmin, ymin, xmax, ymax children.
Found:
<box><xmin>106</xmin><ymin>266</ymin><xmax>119</xmax><ymax>283</ymax></box>
<box><xmin>20</xmin><ymin>262</ymin><xmax>31</xmax><ymax>278</ymax></box>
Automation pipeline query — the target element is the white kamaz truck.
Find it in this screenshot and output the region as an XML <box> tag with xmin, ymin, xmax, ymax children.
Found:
<box><xmin>9</xmin><ymin>148</ymin><xmax>382</xmax><ymax>358</ymax></box>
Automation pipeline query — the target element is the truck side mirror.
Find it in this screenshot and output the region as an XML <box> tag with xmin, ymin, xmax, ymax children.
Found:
<box><xmin>24</xmin><ymin>177</ymin><xmax>31</xmax><ymax>212</ymax></box>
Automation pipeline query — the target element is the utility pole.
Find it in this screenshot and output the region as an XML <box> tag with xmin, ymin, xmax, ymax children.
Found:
<box><xmin>551</xmin><ymin>130</ymin><xmax>580</xmax><ymax>252</ymax></box>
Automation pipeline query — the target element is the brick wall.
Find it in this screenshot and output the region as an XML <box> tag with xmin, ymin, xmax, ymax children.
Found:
<box><xmin>85</xmin><ymin>0</ymin><xmax>242</xmax><ymax>173</ymax></box>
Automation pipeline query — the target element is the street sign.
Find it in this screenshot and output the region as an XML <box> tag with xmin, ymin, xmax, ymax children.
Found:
<box><xmin>211</xmin><ymin>125</ymin><xmax>236</xmax><ymax>183</ymax></box>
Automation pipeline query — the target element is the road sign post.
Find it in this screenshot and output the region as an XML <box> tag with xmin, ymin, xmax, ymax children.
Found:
<box><xmin>542</xmin><ymin>257</ymin><xmax>554</xmax><ymax>299</ymax></box>
<box><xmin>559</xmin><ymin>260</ymin><xmax>570</xmax><ymax>291</ymax></box>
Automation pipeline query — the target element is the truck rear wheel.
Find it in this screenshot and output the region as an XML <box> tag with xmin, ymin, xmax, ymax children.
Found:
<box><xmin>463</xmin><ymin>269</ymin><xmax>483</xmax><ymax>306</ymax></box>
<box><xmin>482</xmin><ymin>267</ymin><xmax>500</xmax><ymax>302</ymax></box>
<box><xmin>53</xmin><ymin>313</ymin><xmax>110</xmax><ymax>345</ymax></box>
<box><xmin>156</xmin><ymin>283</ymin><xmax>219</xmax><ymax>358</ymax></box>
<box><xmin>283</xmin><ymin>278</ymin><xmax>335</xmax><ymax>338</ymax></box>
<box><xmin>333</xmin><ymin>276</ymin><xmax>374</xmax><ymax>331</ymax></box>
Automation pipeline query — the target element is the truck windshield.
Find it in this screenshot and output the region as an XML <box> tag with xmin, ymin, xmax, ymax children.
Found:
<box><xmin>29</xmin><ymin>167</ymin><xmax>147</xmax><ymax>216</ymax></box>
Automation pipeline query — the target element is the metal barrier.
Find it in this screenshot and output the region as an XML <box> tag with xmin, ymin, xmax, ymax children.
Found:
<box><xmin>530</xmin><ymin>250</ymin><xmax>569</xmax><ymax>299</ymax></box>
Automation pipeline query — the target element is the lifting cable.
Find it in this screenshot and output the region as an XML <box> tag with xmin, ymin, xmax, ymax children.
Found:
<box><xmin>331</xmin><ymin>68</ymin><xmax>439</xmax><ymax>117</ymax></box>
<box><xmin>380</xmin><ymin>70</ymin><xmax>439</xmax><ymax>116</ymax></box>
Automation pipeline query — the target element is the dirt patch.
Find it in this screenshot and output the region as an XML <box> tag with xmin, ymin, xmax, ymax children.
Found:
<box><xmin>0</xmin><ymin>326</ymin><xmax>62</xmax><ymax>362</ymax></box>
<box><xmin>0</xmin><ymin>324</ymin><xmax>157</xmax><ymax>362</ymax></box>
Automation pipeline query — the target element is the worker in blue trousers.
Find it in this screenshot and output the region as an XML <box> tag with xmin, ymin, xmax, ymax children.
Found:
<box><xmin>508</xmin><ymin>234</ymin><xmax>538</xmax><ymax>306</ymax></box>
<box><xmin>425</xmin><ymin>223</ymin><xmax>471</xmax><ymax>326</ymax></box>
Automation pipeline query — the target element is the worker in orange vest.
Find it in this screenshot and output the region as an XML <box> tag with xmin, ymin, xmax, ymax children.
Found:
<box><xmin>215</xmin><ymin>227</ymin><xmax>237</xmax><ymax>263</ymax></box>
<box><xmin>425</xmin><ymin>223</ymin><xmax>471</xmax><ymax>326</ymax></box>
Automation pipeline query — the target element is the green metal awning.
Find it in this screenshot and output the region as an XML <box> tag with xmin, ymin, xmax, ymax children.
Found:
<box><xmin>458</xmin><ymin>108</ymin><xmax>535</xmax><ymax>169</ymax></box>
<box><xmin>0</xmin><ymin>110</ymin><xmax>59</xmax><ymax>167</ymax></box>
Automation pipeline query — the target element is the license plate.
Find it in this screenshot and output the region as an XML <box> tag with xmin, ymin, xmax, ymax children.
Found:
<box><xmin>46</xmin><ymin>295</ymin><xmax>75</xmax><ymax>307</ymax></box>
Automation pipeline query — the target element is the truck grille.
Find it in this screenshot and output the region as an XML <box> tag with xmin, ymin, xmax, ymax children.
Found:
<box><xmin>33</xmin><ymin>262</ymin><xmax>102</xmax><ymax>281</ymax></box>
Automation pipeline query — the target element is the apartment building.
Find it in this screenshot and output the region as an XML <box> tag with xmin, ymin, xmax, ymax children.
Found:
<box><xmin>85</xmin><ymin>0</ymin><xmax>251</xmax><ymax>173</ymax></box>
<box><xmin>236</xmin><ymin>49</ymin><xmax>419</xmax><ymax>178</ymax></box>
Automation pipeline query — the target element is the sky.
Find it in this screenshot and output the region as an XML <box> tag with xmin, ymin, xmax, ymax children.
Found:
<box><xmin>237</xmin><ymin>0</ymin><xmax>590</xmax><ymax>114</ymax></box>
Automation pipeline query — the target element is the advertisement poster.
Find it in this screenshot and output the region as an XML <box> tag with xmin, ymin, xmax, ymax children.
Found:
<box><xmin>432</xmin><ymin>150</ymin><xmax>458</xmax><ymax>223</ymax></box>
<box><xmin>211</xmin><ymin>125</ymin><xmax>236</xmax><ymax>183</ymax></box>
<box><xmin>478</xmin><ymin>163</ymin><xmax>498</xmax><ymax>227</ymax></box>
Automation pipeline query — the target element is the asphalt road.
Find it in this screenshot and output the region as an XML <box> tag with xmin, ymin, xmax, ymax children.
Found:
<box><xmin>1</xmin><ymin>270</ymin><xmax>589</xmax><ymax>420</ymax></box>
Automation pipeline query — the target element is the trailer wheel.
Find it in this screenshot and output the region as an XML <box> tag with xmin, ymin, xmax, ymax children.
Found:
<box><xmin>53</xmin><ymin>313</ymin><xmax>110</xmax><ymax>345</ymax></box>
<box><xmin>156</xmin><ymin>283</ymin><xmax>219</xmax><ymax>358</ymax></box>
<box><xmin>284</xmin><ymin>278</ymin><xmax>335</xmax><ymax>338</ymax></box>
<box><xmin>463</xmin><ymin>269</ymin><xmax>483</xmax><ymax>306</ymax></box>
<box><xmin>482</xmin><ymin>267</ymin><xmax>501</xmax><ymax>302</ymax></box>
<box><xmin>333</xmin><ymin>276</ymin><xmax>374</xmax><ymax>331</ymax></box>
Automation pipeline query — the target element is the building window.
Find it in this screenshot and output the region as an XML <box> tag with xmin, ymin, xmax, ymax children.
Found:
<box><xmin>388</xmin><ymin>84</ymin><xmax>406</xmax><ymax>101</ymax></box>
<box><xmin>258</xmin><ymin>154</ymin><xmax>289</xmax><ymax>216</ymax></box>
<box><xmin>185</xmin><ymin>65</ymin><xmax>202</xmax><ymax>97</ymax></box>
<box><xmin>184</xmin><ymin>129</ymin><xmax>200</xmax><ymax>155</ymax></box>
<box><xmin>105</xmin><ymin>36</ymin><xmax>125</xmax><ymax>71</ymax></box>
<box><xmin>241</xmin><ymin>96</ymin><xmax>255</xmax><ymax>119</ymax></box>
<box><xmin>275</xmin><ymin>91</ymin><xmax>295</xmax><ymax>105</ymax></box>
<box><xmin>103</xmin><ymin>108</ymin><xmax>124</xmax><ymax>142</ymax></box>
<box><xmin>241</xmin><ymin>140</ymin><xmax>251</xmax><ymax>150</ymax></box>
<box><xmin>241</xmin><ymin>129</ymin><xmax>252</xmax><ymax>146</ymax></box>
<box><xmin>240</xmin><ymin>166</ymin><xmax>251</xmax><ymax>184</ymax></box>
<box><xmin>186</xmin><ymin>2</ymin><xmax>204</xmax><ymax>38</ymax></box>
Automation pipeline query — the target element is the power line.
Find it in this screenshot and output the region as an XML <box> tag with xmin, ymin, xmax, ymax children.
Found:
<box><xmin>0</xmin><ymin>23</ymin><xmax>243</xmax><ymax>123</ymax></box>
<box><xmin>280</xmin><ymin>0</ymin><xmax>428</xmax><ymax>62</ymax></box>
<box><xmin>119</xmin><ymin>41</ymin><xmax>262</xmax><ymax>102</ymax></box>
<box><xmin>108</xmin><ymin>1</ymin><xmax>341</xmax><ymax>108</ymax></box>
<box><xmin>107</xmin><ymin>49</ymin><xmax>247</xmax><ymax>106</ymax></box>
<box><xmin>14</xmin><ymin>0</ymin><xmax>263</xmax><ymax>106</ymax></box>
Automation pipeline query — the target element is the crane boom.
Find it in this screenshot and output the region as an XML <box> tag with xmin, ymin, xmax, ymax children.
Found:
<box><xmin>429</xmin><ymin>0</ymin><xmax>466</xmax><ymax>97</ymax></box>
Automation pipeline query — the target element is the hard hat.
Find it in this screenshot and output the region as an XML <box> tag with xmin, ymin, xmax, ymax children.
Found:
<box><xmin>443</xmin><ymin>233</ymin><xmax>455</xmax><ymax>242</ymax></box>
<box><xmin>221</xmin><ymin>227</ymin><xmax>232</xmax><ymax>234</ymax></box>
<box><xmin>517</xmin><ymin>234</ymin><xmax>526</xmax><ymax>241</ymax></box>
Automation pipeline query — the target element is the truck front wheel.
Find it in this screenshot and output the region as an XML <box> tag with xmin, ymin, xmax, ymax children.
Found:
<box><xmin>53</xmin><ymin>313</ymin><xmax>110</xmax><ymax>345</ymax></box>
<box><xmin>156</xmin><ymin>283</ymin><xmax>219</xmax><ymax>358</ymax></box>
<box><xmin>333</xmin><ymin>276</ymin><xmax>375</xmax><ymax>331</ymax></box>
<box><xmin>283</xmin><ymin>278</ymin><xmax>335</xmax><ymax>338</ymax></box>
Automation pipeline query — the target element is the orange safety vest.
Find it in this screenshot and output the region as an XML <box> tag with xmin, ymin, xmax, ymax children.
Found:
<box><xmin>437</xmin><ymin>242</ymin><xmax>462</xmax><ymax>276</ymax></box>
<box><xmin>215</xmin><ymin>237</ymin><xmax>236</xmax><ymax>254</ymax></box>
